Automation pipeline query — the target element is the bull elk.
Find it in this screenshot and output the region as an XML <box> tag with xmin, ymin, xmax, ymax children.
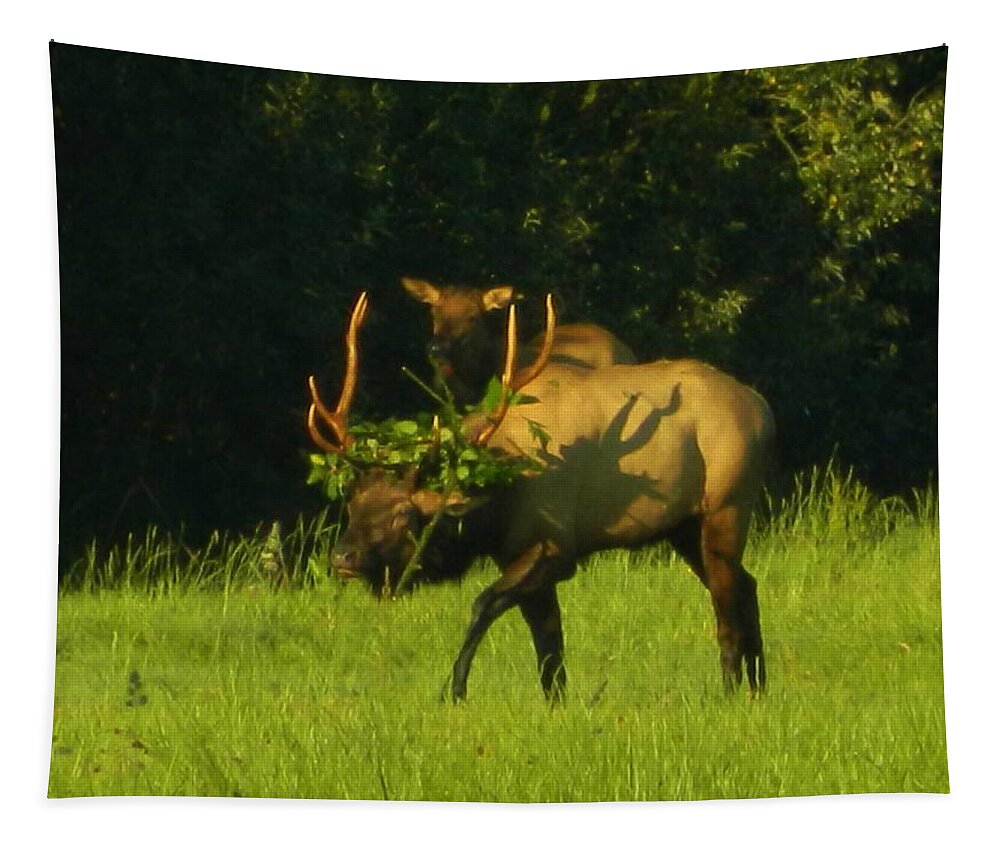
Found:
<box><xmin>401</xmin><ymin>277</ymin><xmax>636</xmax><ymax>406</ymax></box>
<box><xmin>308</xmin><ymin>293</ymin><xmax>774</xmax><ymax>700</ymax></box>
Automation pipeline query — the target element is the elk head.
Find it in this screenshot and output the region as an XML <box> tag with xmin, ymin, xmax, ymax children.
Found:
<box><xmin>401</xmin><ymin>277</ymin><xmax>519</xmax><ymax>405</ymax></box>
<box><xmin>307</xmin><ymin>290</ymin><xmax>555</xmax><ymax>591</ymax></box>
<box><xmin>328</xmin><ymin>465</ymin><xmax>480</xmax><ymax>589</ymax></box>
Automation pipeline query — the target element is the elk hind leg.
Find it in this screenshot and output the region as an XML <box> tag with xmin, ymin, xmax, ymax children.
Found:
<box><xmin>700</xmin><ymin>508</ymin><xmax>765</xmax><ymax>694</ymax></box>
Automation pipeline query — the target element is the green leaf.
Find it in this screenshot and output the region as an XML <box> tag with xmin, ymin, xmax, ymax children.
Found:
<box><xmin>324</xmin><ymin>475</ymin><xmax>342</xmax><ymax>502</ymax></box>
<box><xmin>480</xmin><ymin>377</ymin><xmax>504</xmax><ymax>413</ymax></box>
<box><xmin>527</xmin><ymin>419</ymin><xmax>551</xmax><ymax>452</ymax></box>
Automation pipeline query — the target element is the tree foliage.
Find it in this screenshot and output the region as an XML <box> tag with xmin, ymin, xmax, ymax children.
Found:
<box><xmin>50</xmin><ymin>44</ymin><xmax>945</xmax><ymax>569</ymax></box>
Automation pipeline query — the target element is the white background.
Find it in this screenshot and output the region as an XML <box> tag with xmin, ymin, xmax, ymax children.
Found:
<box><xmin>2</xmin><ymin>3</ymin><xmax>994</xmax><ymax>849</ymax></box>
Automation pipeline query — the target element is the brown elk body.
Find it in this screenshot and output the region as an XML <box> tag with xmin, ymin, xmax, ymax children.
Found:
<box><xmin>401</xmin><ymin>277</ymin><xmax>636</xmax><ymax>405</ymax></box>
<box><xmin>314</xmin><ymin>295</ymin><xmax>774</xmax><ymax>701</ymax></box>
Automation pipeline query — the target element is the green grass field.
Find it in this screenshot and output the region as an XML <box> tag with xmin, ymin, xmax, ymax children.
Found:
<box><xmin>48</xmin><ymin>466</ymin><xmax>948</xmax><ymax>801</ymax></box>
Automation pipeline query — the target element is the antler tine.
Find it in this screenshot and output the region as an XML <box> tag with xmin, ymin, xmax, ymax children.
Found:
<box><xmin>512</xmin><ymin>292</ymin><xmax>556</xmax><ymax>391</ymax></box>
<box><xmin>338</xmin><ymin>291</ymin><xmax>369</xmax><ymax>417</ymax></box>
<box><xmin>306</xmin><ymin>291</ymin><xmax>369</xmax><ymax>452</ymax></box>
<box><xmin>501</xmin><ymin>302</ymin><xmax>518</xmax><ymax>390</ymax></box>
<box><xmin>472</xmin><ymin>302</ymin><xmax>519</xmax><ymax>447</ymax></box>
<box><xmin>307</xmin><ymin>398</ymin><xmax>341</xmax><ymax>453</ymax></box>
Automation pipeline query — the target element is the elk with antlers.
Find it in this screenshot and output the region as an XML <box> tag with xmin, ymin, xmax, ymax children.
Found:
<box><xmin>307</xmin><ymin>292</ymin><xmax>774</xmax><ymax>701</ymax></box>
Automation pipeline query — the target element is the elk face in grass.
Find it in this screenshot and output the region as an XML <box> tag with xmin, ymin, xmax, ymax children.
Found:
<box><xmin>330</xmin><ymin>467</ymin><xmax>482</xmax><ymax>590</ymax></box>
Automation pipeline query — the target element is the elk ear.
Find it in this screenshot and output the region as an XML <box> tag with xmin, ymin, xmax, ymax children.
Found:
<box><xmin>480</xmin><ymin>286</ymin><xmax>517</xmax><ymax>312</ymax></box>
<box><xmin>411</xmin><ymin>489</ymin><xmax>488</xmax><ymax>518</ymax></box>
<box><xmin>401</xmin><ymin>277</ymin><xmax>441</xmax><ymax>305</ymax></box>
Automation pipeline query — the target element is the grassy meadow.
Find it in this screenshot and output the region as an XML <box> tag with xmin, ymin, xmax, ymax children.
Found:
<box><xmin>48</xmin><ymin>465</ymin><xmax>948</xmax><ymax>801</ymax></box>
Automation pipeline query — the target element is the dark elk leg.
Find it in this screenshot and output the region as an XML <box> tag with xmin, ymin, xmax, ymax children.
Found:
<box><xmin>737</xmin><ymin>571</ymin><xmax>765</xmax><ymax>690</ymax></box>
<box><xmin>451</xmin><ymin>543</ymin><xmax>565</xmax><ymax>701</ymax></box>
<box><xmin>700</xmin><ymin>509</ymin><xmax>766</xmax><ymax>694</ymax></box>
<box><xmin>518</xmin><ymin>584</ymin><xmax>566</xmax><ymax>701</ymax></box>
<box><xmin>451</xmin><ymin>581</ymin><xmax>520</xmax><ymax>701</ymax></box>
<box><xmin>704</xmin><ymin>559</ymin><xmax>765</xmax><ymax>693</ymax></box>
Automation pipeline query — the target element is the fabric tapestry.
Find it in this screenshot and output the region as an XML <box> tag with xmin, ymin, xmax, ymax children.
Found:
<box><xmin>48</xmin><ymin>42</ymin><xmax>948</xmax><ymax>801</ymax></box>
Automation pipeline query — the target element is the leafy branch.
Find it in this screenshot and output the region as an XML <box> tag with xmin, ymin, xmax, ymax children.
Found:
<box><xmin>306</xmin><ymin>372</ymin><xmax>548</xmax><ymax>504</ymax></box>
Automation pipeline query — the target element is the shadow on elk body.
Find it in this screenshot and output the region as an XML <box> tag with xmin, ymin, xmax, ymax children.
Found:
<box><xmin>401</xmin><ymin>277</ymin><xmax>636</xmax><ymax>406</ymax></box>
<box><xmin>308</xmin><ymin>293</ymin><xmax>774</xmax><ymax>702</ymax></box>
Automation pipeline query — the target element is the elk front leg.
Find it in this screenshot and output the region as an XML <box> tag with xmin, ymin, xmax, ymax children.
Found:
<box><xmin>451</xmin><ymin>542</ymin><xmax>556</xmax><ymax>701</ymax></box>
<box><xmin>518</xmin><ymin>584</ymin><xmax>566</xmax><ymax>702</ymax></box>
<box><xmin>451</xmin><ymin>583</ymin><xmax>519</xmax><ymax>701</ymax></box>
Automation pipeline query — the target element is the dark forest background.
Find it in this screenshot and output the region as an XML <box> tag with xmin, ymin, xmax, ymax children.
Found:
<box><xmin>49</xmin><ymin>43</ymin><xmax>945</xmax><ymax>572</ymax></box>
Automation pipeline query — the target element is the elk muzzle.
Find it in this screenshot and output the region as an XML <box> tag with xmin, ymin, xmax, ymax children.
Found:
<box><xmin>330</xmin><ymin>543</ymin><xmax>361</xmax><ymax>579</ymax></box>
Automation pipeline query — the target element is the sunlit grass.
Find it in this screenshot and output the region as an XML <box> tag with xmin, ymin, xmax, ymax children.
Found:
<box><xmin>49</xmin><ymin>464</ymin><xmax>947</xmax><ymax>800</ymax></box>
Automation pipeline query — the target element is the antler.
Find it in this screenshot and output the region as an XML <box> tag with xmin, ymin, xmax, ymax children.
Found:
<box><xmin>307</xmin><ymin>291</ymin><xmax>369</xmax><ymax>452</ymax></box>
<box><xmin>472</xmin><ymin>293</ymin><xmax>556</xmax><ymax>447</ymax></box>
<box><xmin>512</xmin><ymin>292</ymin><xmax>556</xmax><ymax>390</ymax></box>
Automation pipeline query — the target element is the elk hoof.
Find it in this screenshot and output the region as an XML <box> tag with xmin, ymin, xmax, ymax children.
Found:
<box><xmin>722</xmin><ymin>649</ymin><xmax>766</xmax><ymax>695</ymax></box>
<box><xmin>748</xmin><ymin>651</ymin><xmax>767</xmax><ymax>696</ymax></box>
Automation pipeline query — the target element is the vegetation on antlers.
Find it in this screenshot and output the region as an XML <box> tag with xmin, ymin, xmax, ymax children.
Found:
<box><xmin>306</xmin><ymin>292</ymin><xmax>549</xmax><ymax>508</ymax></box>
<box><xmin>304</xmin><ymin>403</ymin><xmax>539</xmax><ymax>505</ymax></box>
